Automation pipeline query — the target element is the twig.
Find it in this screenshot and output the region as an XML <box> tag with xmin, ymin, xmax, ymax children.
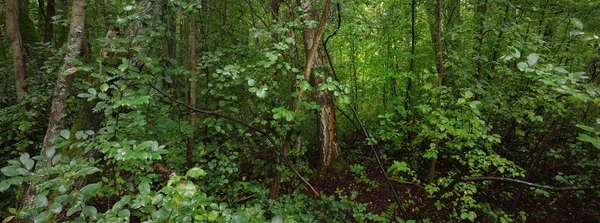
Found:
<box><xmin>149</xmin><ymin>84</ymin><xmax>319</xmax><ymax>197</ymax></box>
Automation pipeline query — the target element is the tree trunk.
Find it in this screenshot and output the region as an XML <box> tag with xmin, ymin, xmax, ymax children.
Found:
<box><xmin>18</xmin><ymin>0</ymin><xmax>87</xmax><ymax>220</ymax></box>
<box><xmin>42</xmin><ymin>0</ymin><xmax>87</xmax><ymax>161</ymax></box>
<box><xmin>186</xmin><ymin>0</ymin><xmax>198</xmax><ymax>169</ymax></box>
<box><xmin>473</xmin><ymin>0</ymin><xmax>487</xmax><ymax>100</ymax></box>
<box><xmin>5</xmin><ymin>0</ymin><xmax>28</xmax><ymax>102</ymax></box>
<box><xmin>44</xmin><ymin>0</ymin><xmax>55</xmax><ymax>43</ymax></box>
<box><xmin>428</xmin><ymin>0</ymin><xmax>445</xmax><ymax>184</ymax></box>
<box><xmin>300</xmin><ymin>0</ymin><xmax>339</xmax><ymax>170</ymax></box>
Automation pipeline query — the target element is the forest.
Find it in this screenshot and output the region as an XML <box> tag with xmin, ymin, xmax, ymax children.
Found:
<box><xmin>1</xmin><ymin>0</ymin><xmax>599</xmax><ymax>222</ymax></box>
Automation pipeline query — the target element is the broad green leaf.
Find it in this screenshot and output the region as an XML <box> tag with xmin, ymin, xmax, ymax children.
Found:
<box><xmin>45</xmin><ymin>148</ymin><xmax>56</xmax><ymax>159</ymax></box>
<box><xmin>66</xmin><ymin>204</ymin><xmax>81</xmax><ymax>217</ymax></box>
<box><xmin>256</xmin><ymin>86</ymin><xmax>268</xmax><ymax>98</ymax></box>
<box><xmin>152</xmin><ymin>194</ymin><xmax>164</xmax><ymax>205</ymax></box>
<box><xmin>100</xmin><ymin>84</ymin><xmax>109</xmax><ymax>92</ymax></box>
<box><xmin>60</xmin><ymin>130</ymin><xmax>70</xmax><ymax>139</ymax></box>
<box><xmin>299</xmin><ymin>81</ymin><xmax>311</xmax><ymax>91</ymax></box>
<box><xmin>48</xmin><ymin>202</ymin><xmax>63</xmax><ymax>214</ymax></box>
<box><xmin>527</xmin><ymin>53</ymin><xmax>539</xmax><ymax>66</ymax></box>
<box><xmin>0</xmin><ymin>181</ymin><xmax>9</xmax><ymax>192</ymax></box>
<box><xmin>87</xmin><ymin>88</ymin><xmax>97</xmax><ymax>96</ymax></box>
<box><xmin>555</xmin><ymin>67</ymin><xmax>569</xmax><ymax>74</ymax></box>
<box><xmin>578</xmin><ymin>134</ymin><xmax>600</xmax><ymax>149</ymax></box>
<box><xmin>575</xmin><ymin>124</ymin><xmax>596</xmax><ymax>133</ymax></box>
<box><xmin>19</xmin><ymin>153</ymin><xmax>30</xmax><ymax>165</ymax></box>
<box><xmin>82</xmin><ymin>206</ymin><xmax>97</xmax><ymax>218</ymax></box>
<box><xmin>138</xmin><ymin>182</ymin><xmax>151</xmax><ymax>194</ymax></box>
<box><xmin>187</xmin><ymin>167</ymin><xmax>206</xmax><ymax>178</ymax></box>
<box><xmin>33</xmin><ymin>195</ymin><xmax>48</xmax><ymax>207</ymax></box>
<box><xmin>464</xmin><ymin>91</ymin><xmax>473</xmax><ymax>99</ymax></box>
<box><xmin>33</xmin><ymin>211</ymin><xmax>51</xmax><ymax>223</ymax></box>
<box><xmin>571</xmin><ymin>18</ymin><xmax>583</xmax><ymax>30</ymax></box>
<box><xmin>74</xmin><ymin>167</ymin><xmax>100</xmax><ymax>177</ymax></box>
<box><xmin>24</xmin><ymin>160</ymin><xmax>34</xmax><ymax>171</ymax></box>
<box><xmin>80</xmin><ymin>183</ymin><xmax>101</xmax><ymax>197</ymax></box>
<box><xmin>1</xmin><ymin>166</ymin><xmax>18</xmax><ymax>177</ymax></box>
<box><xmin>118</xmin><ymin>209</ymin><xmax>131</xmax><ymax>218</ymax></box>
<box><xmin>517</xmin><ymin>62</ymin><xmax>528</xmax><ymax>71</ymax></box>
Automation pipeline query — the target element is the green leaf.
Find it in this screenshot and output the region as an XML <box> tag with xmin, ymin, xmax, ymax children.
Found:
<box><xmin>555</xmin><ymin>67</ymin><xmax>569</xmax><ymax>74</ymax></box>
<box><xmin>187</xmin><ymin>167</ymin><xmax>207</xmax><ymax>179</ymax></box>
<box><xmin>60</xmin><ymin>130</ymin><xmax>70</xmax><ymax>139</ymax></box>
<box><xmin>80</xmin><ymin>183</ymin><xmax>101</xmax><ymax>197</ymax></box>
<box><xmin>25</xmin><ymin>160</ymin><xmax>34</xmax><ymax>171</ymax></box>
<box><xmin>33</xmin><ymin>195</ymin><xmax>48</xmax><ymax>207</ymax></box>
<box><xmin>571</xmin><ymin>18</ymin><xmax>583</xmax><ymax>30</ymax></box>
<box><xmin>299</xmin><ymin>81</ymin><xmax>311</xmax><ymax>91</ymax></box>
<box><xmin>0</xmin><ymin>180</ymin><xmax>10</xmax><ymax>192</ymax></box>
<box><xmin>138</xmin><ymin>182</ymin><xmax>151</xmax><ymax>194</ymax></box>
<box><xmin>578</xmin><ymin>134</ymin><xmax>600</xmax><ymax>149</ymax></box>
<box><xmin>45</xmin><ymin>148</ymin><xmax>56</xmax><ymax>159</ymax></box>
<box><xmin>118</xmin><ymin>209</ymin><xmax>131</xmax><ymax>218</ymax></box>
<box><xmin>152</xmin><ymin>194</ymin><xmax>163</xmax><ymax>205</ymax></box>
<box><xmin>575</xmin><ymin>124</ymin><xmax>596</xmax><ymax>133</ymax></box>
<box><xmin>1</xmin><ymin>166</ymin><xmax>18</xmax><ymax>177</ymax></box>
<box><xmin>517</xmin><ymin>62</ymin><xmax>528</xmax><ymax>71</ymax></box>
<box><xmin>48</xmin><ymin>202</ymin><xmax>63</xmax><ymax>214</ymax></box>
<box><xmin>464</xmin><ymin>91</ymin><xmax>473</xmax><ymax>99</ymax></box>
<box><xmin>87</xmin><ymin>88</ymin><xmax>97</xmax><ymax>96</ymax></box>
<box><xmin>527</xmin><ymin>53</ymin><xmax>539</xmax><ymax>66</ymax></box>
<box><xmin>33</xmin><ymin>211</ymin><xmax>51</xmax><ymax>223</ymax></box>
<box><xmin>74</xmin><ymin>167</ymin><xmax>100</xmax><ymax>177</ymax></box>
<box><xmin>66</xmin><ymin>204</ymin><xmax>81</xmax><ymax>217</ymax></box>
<box><xmin>19</xmin><ymin>153</ymin><xmax>30</xmax><ymax>165</ymax></box>
<box><xmin>118</xmin><ymin>63</ymin><xmax>129</xmax><ymax>72</ymax></box>
<box><xmin>256</xmin><ymin>86</ymin><xmax>268</xmax><ymax>98</ymax></box>
<box><xmin>82</xmin><ymin>206</ymin><xmax>97</xmax><ymax>218</ymax></box>
<box><xmin>100</xmin><ymin>84</ymin><xmax>109</xmax><ymax>92</ymax></box>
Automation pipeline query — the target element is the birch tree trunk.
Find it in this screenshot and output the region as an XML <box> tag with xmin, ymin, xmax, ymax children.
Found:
<box><xmin>300</xmin><ymin>0</ymin><xmax>339</xmax><ymax>170</ymax></box>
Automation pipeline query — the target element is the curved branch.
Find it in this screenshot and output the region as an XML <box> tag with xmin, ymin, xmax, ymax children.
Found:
<box><xmin>149</xmin><ymin>84</ymin><xmax>319</xmax><ymax>197</ymax></box>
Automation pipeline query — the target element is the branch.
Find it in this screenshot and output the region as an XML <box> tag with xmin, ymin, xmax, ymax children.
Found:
<box><xmin>460</xmin><ymin>177</ymin><xmax>600</xmax><ymax>192</ymax></box>
<box><xmin>149</xmin><ymin>84</ymin><xmax>319</xmax><ymax>197</ymax></box>
<box><xmin>322</xmin><ymin>3</ymin><xmax>406</xmax><ymax>217</ymax></box>
<box><xmin>302</xmin><ymin>0</ymin><xmax>332</xmax><ymax>81</ymax></box>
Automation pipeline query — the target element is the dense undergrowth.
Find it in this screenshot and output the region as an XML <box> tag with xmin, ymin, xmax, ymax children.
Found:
<box><xmin>1</xmin><ymin>0</ymin><xmax>600</xmax><ymax>222</ymax></box>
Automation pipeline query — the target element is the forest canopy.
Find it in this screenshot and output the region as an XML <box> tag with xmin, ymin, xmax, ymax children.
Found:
<box><xmin>1</xmin><ymin>0</ymin><xmax>599</xmax><ymax>222</ymax></box>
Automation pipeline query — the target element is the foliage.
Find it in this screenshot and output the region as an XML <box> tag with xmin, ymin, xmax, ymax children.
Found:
<box><xmin>1</xmin><ymin>0</ymin><xmax>600</xmax><ymax>222</ymax></box>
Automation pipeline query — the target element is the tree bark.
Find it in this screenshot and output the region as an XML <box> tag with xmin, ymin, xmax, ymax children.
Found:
<box><xmin>5</xmin><ymin>0</ymin><xmax>28</xmax><ymax>102</ymax></box>
<box><xmin>186</xmin><ymin>0</ymin><xmax>198</xmax><ymax>169</ymax></box>
<box><xmin>17</xmin><ymin>0</ymin><xmax>87</xmax><ymax>220</ymax></box>
<box><xmin>42</xmin><ymin>0</ymin><xmax>87</xmax><ymax>160</ymax></box>
<box><xmin>300</xmin><ymin>0</ymin><xmax>339</xmax><ymax>170</ymax></box>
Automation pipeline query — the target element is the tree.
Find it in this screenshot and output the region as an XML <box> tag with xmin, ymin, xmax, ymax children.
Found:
<box><xmin>300</xmin><ymin>0</ymin><xmax>339</xmax><ymax>170</ymax></box>
<box><xmin>5</xmin><ymin>0</ymin><xmax>27</xmax><ymax>102</ymax></box>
